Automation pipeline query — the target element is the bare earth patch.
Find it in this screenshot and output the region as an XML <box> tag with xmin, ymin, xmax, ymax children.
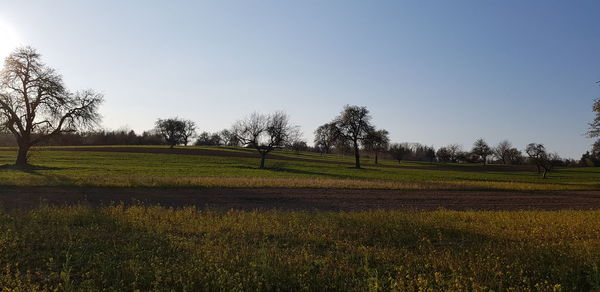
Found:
<box><xmin>1</xmin><ymin>187</ymin><xmax>599</xmax><ymax>211</ymax></box>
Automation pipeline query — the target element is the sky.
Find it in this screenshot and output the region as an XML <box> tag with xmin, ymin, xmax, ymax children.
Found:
<box><xmin>0</xmin><ymin>0</ymin><xmax>598</xmax><ymax>158</ymax></box>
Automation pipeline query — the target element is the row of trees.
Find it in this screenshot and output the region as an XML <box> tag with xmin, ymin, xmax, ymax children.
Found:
<box><xmin>0</xmin><ymin>130</ymin><xmax>164</xmax><ymax>147</ymax></box>
<box><xmin>1</xmin><ymin>47</ymin><xmax>596</xmax><ymax>173</ymax></box>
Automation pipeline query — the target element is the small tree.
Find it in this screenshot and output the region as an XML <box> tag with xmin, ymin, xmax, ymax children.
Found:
<box><xmin>195</xmin><ymin>131</ymin><xmax>222</xmax><ymax>146</ymax></box>
<box><xmin>389</xmin><ymin>143</ymin><xmax>412</xmax><ymax>163</ymax></box>
<box><xmin>493</xmin><ymin>140</ymin><xmax>512</xmax><ymax>164</ymax></box>
<box><xmin>363</xmin><ymin>129</ymin><xmax>390</xmax><ymax>164</ymax></box>
<box><xmin>0</xmin><ymin>47</ymin><xmax>103</xmax><ymax>167</ymax></box>
<box><xmin>155</xmin><ymin>118</ymin><xmax>191</xmax><ymax>148</ymax></box>
<box><xmin>471</xmin><ymin>138</ymin><xmax>492</xmax><ymax>165</ymax></box>
<box><xmin>289</xmin><ymin>140</ymin><xmax>308</xmax><ymax>154</ymax></box>
<box><xmin>436</xmin><ymin>147</ymin><xmax>451</xmax><ymax>163</ymax></box>
<box><xmin>219</xmin><ymin>129</ymin><xmax>239</xmax><ymax>146</ymax></box>
<box><xmin>446</xmin><ymin>144</ymin><xmax>463</xmax><ymax>163</ymax></box>
<box><xmin>332</xmin><ymin>105</ymin><xmax>374</xmax><ymax>168</ymax></box>
<box><xmin>181</xmin><ymin>120</ymin><xmax>197</xmax><ymax>146</ymax></box>
<box><xmin>232</xmin><ymin>111</ymin><xmax>299</xmax><ymax>169</ymax></box>
<box><xmin>525</xmin><ymin>143</ymin><xmax>559</xmax><ymax>178</ymax></box>
<box><xmin>424</xmin><ymin>146</ymin><xmax>436</xmax><ymax>163</ymax></box>
<box><xmin>314</xmin><ymin>122</ymin><xmax>338</xmax><ymax>154</ymax></box>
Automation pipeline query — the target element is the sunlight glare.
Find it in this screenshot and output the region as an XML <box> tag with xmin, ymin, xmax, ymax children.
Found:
<box><xmin>0</xmin><ymin>19</ymin><xmax>21</xmax><ymax>60</ymax></box>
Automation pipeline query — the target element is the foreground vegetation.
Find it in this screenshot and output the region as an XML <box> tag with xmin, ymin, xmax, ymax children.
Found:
<box><xmin>0</xmin><ymin>205</ymin><xmax>597</xmax><ymax>291</ymax></box>
<box><xmin>0</xmin><ymin>147</ymin><xmax>598</xmax><ymax>191</ymax></box>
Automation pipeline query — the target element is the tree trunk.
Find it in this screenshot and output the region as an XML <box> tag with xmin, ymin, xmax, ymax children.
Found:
<box><xmin>259</xmin><ymin>153</ymin><xmax>266</xmax><ymax>169</ymax></box>
<box><xmin>353</xmin><ymin>140</ymin><xmax>361</xmax><ymax>168</ymax></box>
<box><xmin>542</xmin><ymin>169</ymin><xmax>548</xmax><ymax>179</ymax></box>
<box><xmin>15</xmin><ymin>144</ymin><xmax>30</xmax><ymax>167</ymax></box>
<box><xmin>374</xmin><ymin>151</ymin><xmax>378</xmax><ymax>165</ymax></box>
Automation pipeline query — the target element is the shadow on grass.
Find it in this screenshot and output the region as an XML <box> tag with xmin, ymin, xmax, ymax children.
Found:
<box><xmin>0</xmin><ymin>206</ymin><xmax>598</xmax><ymax>290</ymax></box>
<box><xmin>0</xmin><ymin>164</ymin><xmax>77</xmax><ymax>186</ymax></box>
<box><xmin>233</xmin><ymin>164</ymin><xmax>352</xmax><ymax>180</ymax></box>
<box><xmin>0</xmin><ymin>164</ymin><xmax>64</xmax><ymax>174</ymax></box>
<box><xmin>0</xmin><ymin>206</ymin><xmax>199</xmax><ymax>291</ymax></box>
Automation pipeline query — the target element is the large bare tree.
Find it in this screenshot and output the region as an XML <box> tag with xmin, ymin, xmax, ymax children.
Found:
<box><xmin>232</xmin><ymin>111</ymin><xmax>299</xmax><ymax>168</ymax></box>
<box><xmin>0</xmin><ymin>47</ymin><xmax>103</xmax><ymax>167</ymax></box>
<box><xmin>332</xmin><ymin>105</ymin><xmax>374</xmax><ymax>168</ymax></box>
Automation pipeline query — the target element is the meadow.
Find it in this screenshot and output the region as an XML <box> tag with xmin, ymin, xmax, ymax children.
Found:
<box><xmin>0</xmin><ymin>206</ymin><xmax>598</xmax><ymax>291</ymax></box>
<box><xmin>0</xmin><ymin>146</ymin><xmax>599</xmax><ymax>291</ymax></box>
<box><xmin>0</xmin><ymin>146</ymin><xmax>598</xmax><ymax>191</ymax></box>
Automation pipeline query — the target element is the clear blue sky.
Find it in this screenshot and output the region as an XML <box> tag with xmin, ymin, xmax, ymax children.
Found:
<box><xmin>0</xmin><ymin>0</ymin><xmax>598</xmax><ymax>158</ymax></box>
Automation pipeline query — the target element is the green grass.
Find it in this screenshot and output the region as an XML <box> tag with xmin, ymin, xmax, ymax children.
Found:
<box><xmin>0</xmin><ymin>205</ymin><xmax>598</xmax><ymax>291</ymax></box>
<box><xmin>0</xmin><ymin>147</ymin><xmax>599</xmax><ymax>290</ymax></box>
<box><xmin>0</xmin><ymin>146</ymin><xmax>599</xmax><ymax>190</ymax></box>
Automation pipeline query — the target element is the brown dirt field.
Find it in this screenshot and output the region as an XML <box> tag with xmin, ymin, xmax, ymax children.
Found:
<box><xmin>1</xmin><ymin>187</ymin><xmax>599</xmax><ymax>211</ymax></box>
<box><xmin>0</xmin><ymin>146</ymin><xmax>537</xmax><ymax>172</ymax></box>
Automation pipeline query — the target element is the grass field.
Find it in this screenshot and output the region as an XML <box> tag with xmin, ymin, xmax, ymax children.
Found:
<box><xmin>1</xmin><ymin>146</ymin><xmax>599</xmax><ymax>290</ymax></box>
<box><xmin>0</xmin><ymin>146</ymin><xmax>598</xmax><ymax>191</ymax></box>
<box><xmin>0</xmin><ymin>205</ymin><xmax>598</xmax><ymax>291</ymax></box>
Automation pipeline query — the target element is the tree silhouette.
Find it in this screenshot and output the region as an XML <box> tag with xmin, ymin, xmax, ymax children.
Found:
<box><xmin>0</xmin><ymin>47</ymin><xmax>103</xmax><ymax>167</ymax></box>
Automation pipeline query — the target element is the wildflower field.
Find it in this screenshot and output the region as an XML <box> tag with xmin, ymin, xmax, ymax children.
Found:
<box><xmin>0</xmin><ymin>206</ymin><xmax>599</xmax><ymax>291</ymax></box>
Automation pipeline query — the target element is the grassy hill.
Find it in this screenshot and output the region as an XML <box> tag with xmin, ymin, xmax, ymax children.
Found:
<box><xmin>0</xmin><ymin>145</ymin><xmax>598</xmax><ymax>191</ymax></box>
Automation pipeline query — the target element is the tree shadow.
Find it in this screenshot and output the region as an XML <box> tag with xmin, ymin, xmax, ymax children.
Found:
<box><xmin>233</xmin><ymin>165</ymin><xmax>352</xmax><ymax>180</ymax></box>
<box><xmin>332</xmin><ymin>214</ymin><xmax>598</xmax><ymax>289</ymax></box>
<box><xmin>0</xmin><ymin>164</ymin><xmax>64</xmax><ymax>174</ymax></box>
<box><xmin>0</xmin><ymin>206</ymin><xmax>200</xmax><ymax>291</ymax></box>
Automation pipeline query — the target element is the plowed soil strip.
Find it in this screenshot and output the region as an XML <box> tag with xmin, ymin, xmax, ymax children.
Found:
<box><xmin>1</xmin><ymin>187</ymin><xmax>599</xmax><ymax>211</ymax></box>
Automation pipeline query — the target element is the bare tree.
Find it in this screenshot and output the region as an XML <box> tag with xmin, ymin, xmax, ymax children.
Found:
<box><xmin>389</xmin><ymin>143</ymin><xmax>412</xmax><ymax>163</ymax></box>
<box><xmin>219</xmin><ymin>129</ymin><xmax>239</xmax><ymax>146</ymax></box>
<box><xmin>471</xmin><ymin>138</ymin><xmax>492</xmax><ymax>165</ymax></box>
<box><xmin>436</xmin><ymin>147</ymin><xmax>452</xmax><ymax>163</ymax></box>
<box><xmin>331</xmin><ymin>105</ymin><xmax>374</xmax><ymax>168</ymax></box>
<box><xmin>194</xmin><ymin>131</ymin><xmax>222</xmax><ymax>146</ymax></box>
<box><xmin>0</xmin><ymin>47</ymin><xmax>103</xmax><ymax>167</ymax></box>
<box><xmin>493</xmin><ymin>140</ymin><xmax>523</xmax><ymax>164</ymax></box>
<box><xmin>363</xmin><ymin>129</ymin><xmax>389</xmax><ymax>164</ymax></box>
<box><xmin>314</xmin><ymin>122</ymin><xmax>338</xmax><ymax>154</ymax></box>
<box><xmin>155</xmin><ymin>118</ymin><xmax>190</xmax><ymax>148</ymax></box>
<box><xmin>525</xmin><ymin>143</ymin><xmax>559</xmax><ymax>178</ymax></box>
<box><xmin>426</xmin><ymin>147</ymin><xmax>436</xmax><ymax>163</ymax></box>
<box><xmin>181</xmin><ymin>120</ymin><xmax>197</xmax><ymax>146</ymax></box>
<box><xmin>232</xmin><ymin>111</ymin><xmax>299</xmax><ymax>169</ymax></box>
<box><xmin>289</xmin><ymin>140</ymin><xmax>308</xmax><ymax>154</ymax></box>
<box><xmin>493</xmin><ymin>140</ymin><xmax>512</xmax><ymax>164</ymax></box>
<box><xmin>446</xmin><ymin>144</ymin><xmax>463</xmax><ymax>163</ymax></box>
